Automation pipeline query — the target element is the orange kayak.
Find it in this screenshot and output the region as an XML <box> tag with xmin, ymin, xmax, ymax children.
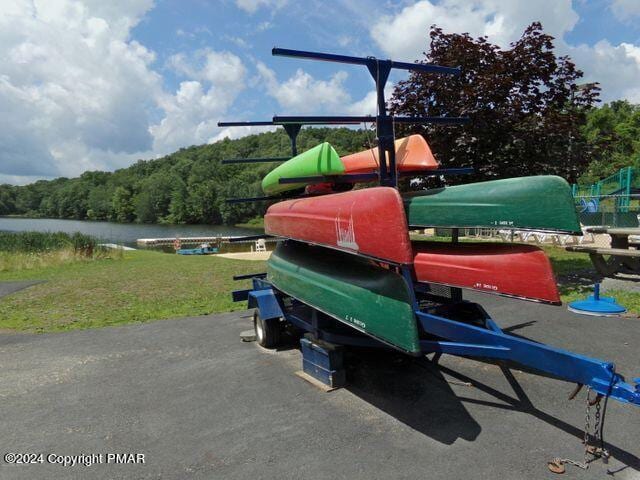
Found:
<box><xmin>340</xmin><ymin>134</ymin><xmax>439</xmax><ymax>174</ymax></box>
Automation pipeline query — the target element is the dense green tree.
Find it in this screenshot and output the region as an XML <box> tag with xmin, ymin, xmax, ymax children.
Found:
<box><xmin>111</xmin><ymin>186</ymin><xmax>135</xmax><ymax>223</ymax></box>
<box><xmin>1</xmin><ymin>128</ymin><xmax>370</xmax><ymax>225</ymax></box>
<box><xmin>578</xmin><ymin>101</ymin><xmax>640</xmax><ymax>184</ymax></box>
<box><xmin>389</xmin><ymin>22</ymin><xmax>600</xmax><ymax>184</ymax></box>
<box><xmin>0</xmin><ymin>185</ymin><xmax>16</xmax><ymax>215</ymax></box>
<box><xmin>86</xmin><ymin>185</ymin><xmax>113</xmax><ymax>220</ymax></box>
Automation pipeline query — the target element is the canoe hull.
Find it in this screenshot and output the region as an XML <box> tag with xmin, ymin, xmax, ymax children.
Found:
<box><xmin>413</xmin><ymin>242</ymin><xmax>560</xmax><ymax>304</ymax></box>
<box><xmin>340</xmin><ymin>134</ymin><xmax>439</xmax><ymax>174</ymax></box>
<box><xmin>268</xmin><ymin>242</ymin><xmax>421</xmax><ymax>354</ymax></box>
<box><xmin>404</xmin><ymin>175</ymin><xmax>581</xmax><ymax>234</ymax></box>
<box><xmin>262</xmin><ymin>136</ymin><xmax>438</xmax><ymax>195</ymax></box>
<box><xmin>264</xmin><ymin>187</ymin><xmax>413</xmax><ymax>264</ymax></box>
<box><xmin>262</xmin><ymin>142</ymin><xmax>343</xmax><ymax>195</ymax></box>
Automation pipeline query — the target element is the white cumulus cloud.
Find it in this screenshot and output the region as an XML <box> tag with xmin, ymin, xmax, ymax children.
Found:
<box><xmin>0</xmin><ymin>1</ymin><xmax>251</xmax><ymax>184</ymax></box>
<box><xmin>257</xmin><ymin>61</ymin><xmax>385</xmax><ymax>116</ymax></box>
<box><xmin>0</xmin><ymin>0</ymin><xmax>160</xmax><ymax>181</ymax></box>
<box><xmin>369</xmin><ymin>0</ymin><xmax>640</xmax><ymax>103</ymax></box>
<box><xmin>151</xmin><ymin>49</ymin><xmax>247</xmax><ymax>153</ymax></box>
<box><xmin>235</xmin><ymin>0</ymin><xmax>288</xmax><ymax>14</ymax></box>
<box><xmin>257</xmin><ymin>62</ymin><xmax>351</xmax><ymax>113</ymax></box>
<box><xmin>611</xmin><ymin>0</ymin><xmax>640</xmax><ymax>22</ymax></box>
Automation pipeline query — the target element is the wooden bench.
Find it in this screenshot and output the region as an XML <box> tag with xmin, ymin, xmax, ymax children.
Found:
<box><xmin>565</xmin><ymin>246</ymin><xmax>640</xmax><ymax>257</ymax></box>
<box><xmin>566</xmin><ymin>229</ymin><xmax>640</xmax><ymax>275</ymax></box>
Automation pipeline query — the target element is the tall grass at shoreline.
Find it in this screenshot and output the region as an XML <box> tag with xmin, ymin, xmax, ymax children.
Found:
<box><xmin>0</xmin><ymin>231</ymin><xmax>119</xmax><ymax>272</ymax></box>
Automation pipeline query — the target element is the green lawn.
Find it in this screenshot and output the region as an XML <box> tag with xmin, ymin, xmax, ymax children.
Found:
<box><xmin>235</xmin><ymin>216</ymin><xmax>265</xmax><ymax>229</ymax></box>
<box><xmin>0</xmin><ymin>250</ymin><xmax>265</xmax><ymax>333</ymax></box>
<box><xmin>0</xmin><ymin>244</ymin><xmax>638</xmax><ymax>334</ymax></box>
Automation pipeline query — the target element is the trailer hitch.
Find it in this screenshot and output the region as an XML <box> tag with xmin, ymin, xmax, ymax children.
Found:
<box><xmin>569</xmin><ymin>384</ymin><xmax>605</xmax><ymax>405</ymax></box>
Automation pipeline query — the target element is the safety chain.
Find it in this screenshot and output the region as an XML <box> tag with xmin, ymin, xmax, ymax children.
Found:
<box><xmin>548</xmin><ymin>386</ymin><xmax>610</xmax><ymax>474</ymax></box>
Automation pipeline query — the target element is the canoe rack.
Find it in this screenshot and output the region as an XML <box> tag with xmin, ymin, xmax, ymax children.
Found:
<box><xmin>219</xmin><ymin>47</ymin><xmax>472</xmax><ymax>204</ymax></box>
<box><xmin>220</xmin><ymin>46</ymin><xmax>639</xmax><ymax>403</ymax></box>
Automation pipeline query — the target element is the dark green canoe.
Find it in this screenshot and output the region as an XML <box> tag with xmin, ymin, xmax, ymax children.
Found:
<box><xmin>404</xmin><ymin>175</ymin><xmax>581</xmax><ymax>234</ymax></box>
<box><xmin>267</xmin><ymin>242</ymin><xmax>421</xmax><ymax>354</ymax></box>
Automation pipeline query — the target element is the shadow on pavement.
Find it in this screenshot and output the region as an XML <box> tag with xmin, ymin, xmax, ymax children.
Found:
<box><xmin>342</xmin><ymin>348</ymin><xmax>638</xmax><ymax>472</ymax></box>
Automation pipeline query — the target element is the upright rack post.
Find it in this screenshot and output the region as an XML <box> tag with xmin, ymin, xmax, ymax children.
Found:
<box><xmin>271</xmin><ymin>47</ymin><xmax>465</xmax><ymax>188</ymax></box>
<box><xmin>217</xmin><ymin>120</ymin><xmax>303</xmax><ymax>162</ymax></box>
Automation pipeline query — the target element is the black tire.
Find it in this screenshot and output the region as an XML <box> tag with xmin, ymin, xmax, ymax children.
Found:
<box><xmin>253</xmin><ymin>310</ymin><xmax>280</xmax><ymax>348</ymax></box>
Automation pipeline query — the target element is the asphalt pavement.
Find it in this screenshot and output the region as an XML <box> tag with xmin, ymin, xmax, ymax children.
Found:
<box><xmin>0</xmin><ymin>292</ymin><xmax>638</xmax><ymax>480</ymax></box>
<box><xmin>0</xmin><ymin>281</ymin><xmax>43</xmax><ymax>299</ymax></box>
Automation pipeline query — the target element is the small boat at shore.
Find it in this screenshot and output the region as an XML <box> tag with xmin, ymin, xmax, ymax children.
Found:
<box><xmin>267</xmin><ymin>241</ymin><xmax>421</xmax><ymax>354</ymax></box>
<box><xmin>264</xmin><ymin>187</ymin><xmax>413</xmax><ymax>264</ymax></box>
<box><xmin>404</xmin><ymin>175</ymin><xmax>581</xmax><ymax>234</ymax></box>
<box><xmin>176</xmin><ymin>245</ymin><xmax>219</xmax><ymax>255</ymax></box>
<box><xmin>413</xmin><ymin>242</ymin><xmax>560</xmax><ymax>304</ymax></box>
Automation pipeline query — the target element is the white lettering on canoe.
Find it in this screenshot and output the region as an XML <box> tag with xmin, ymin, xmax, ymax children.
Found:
<box><xmin>346</xmin><ymin>315</ymin><xmax>366</xmax><ymax>329</ymax></box>
<box><xmin>491</xmin><ymin>220</ymin><xmax>515</xmax><ymax>226</ymax></box>
<box><xmin>473</xmin><ymin>282</ymin><xmax>499</xmax><ymax>291</ymax></box>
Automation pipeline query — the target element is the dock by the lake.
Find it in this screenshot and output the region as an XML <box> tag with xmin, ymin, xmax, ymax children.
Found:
<box><xmin>137</xmin><ymin>236</ymin><xmax>277</xmax><ymax>247</ymax></box>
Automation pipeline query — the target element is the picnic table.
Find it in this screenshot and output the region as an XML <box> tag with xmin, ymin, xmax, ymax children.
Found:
<box><xmin>565</xmin><ymin>227</ymin><xmax>640</xmax><ymax>276</ymax></box>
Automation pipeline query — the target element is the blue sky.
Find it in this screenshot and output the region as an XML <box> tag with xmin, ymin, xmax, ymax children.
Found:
<box><xmin>1</xmin><ymin>0</ymin><xmax>640</xmax><ymax>184</ymax></box>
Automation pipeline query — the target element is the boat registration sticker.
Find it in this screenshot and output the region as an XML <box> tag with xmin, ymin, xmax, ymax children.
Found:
<box><xmin>491</xmin><ymin>220</ymin><xmax>515</xmax><ymax>226</ymax></box>
<box><xmin>473</xmin><ymin>282</ymin><xmax>499</xmax><ymax>291</ymax></box>
<box><xmin>346</xmin><ymin>315</ymin><xmax>366</xmax><ymax>329</ymax></box>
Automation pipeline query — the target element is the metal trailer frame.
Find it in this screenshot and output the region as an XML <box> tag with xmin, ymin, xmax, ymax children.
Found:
<box><xmin>232</xmin><ymin>269</ymin><xmax>640</xmax><ymax>406</ymax></box>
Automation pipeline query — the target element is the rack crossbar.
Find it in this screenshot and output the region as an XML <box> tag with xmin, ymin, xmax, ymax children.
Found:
<box><xmin>272</xmin><ymin>47</ymin><xmax>461</xmax><ymax>76</ymax></box>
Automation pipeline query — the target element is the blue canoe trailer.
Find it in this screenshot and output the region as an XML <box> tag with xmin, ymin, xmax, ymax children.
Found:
<box><xmin>232</xmin><ymin>272</ymin><xmax>640</xmax><ymax>407</ymax></box>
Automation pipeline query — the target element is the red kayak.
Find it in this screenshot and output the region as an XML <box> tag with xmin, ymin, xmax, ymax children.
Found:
<box><xmin>264</xmin><ymin>187</ymin><xmax>413</xmax><ymax>264</ymax></box>
<box><xmin>340</xmin><ymin>134</ymin><xmax>439</xmax><ymax>174</ymax></box>
<box><xmin>412</xmin><ymin>242</ymin><xmax>560</xmax><ymax>304</ymax></box>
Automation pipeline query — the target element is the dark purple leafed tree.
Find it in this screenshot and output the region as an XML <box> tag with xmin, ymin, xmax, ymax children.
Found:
<box><xmin>389</xmin><ymin>22</ymin><xmax>600</xmax><ymax>185</ymax></box>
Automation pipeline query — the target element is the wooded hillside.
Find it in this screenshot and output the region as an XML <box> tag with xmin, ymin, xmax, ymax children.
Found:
<box><xmin>0</xmin><ymin>128</ymin><xmax>370</xmax><ymax>225</ymax></box>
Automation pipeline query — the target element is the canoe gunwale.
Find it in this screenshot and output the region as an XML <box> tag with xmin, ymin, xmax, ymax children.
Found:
<box><xmin>414</xmin><ymin>280</ymin><xmax>562</xmax><ymax>306</ymax></box>
<box><xmin>266</xmin><ymin>236</ymin><xmax>412</xmax><ymax>265</ymax></box>
<box><xmin>268</xmin><ymin>282</ymin><xmax>422</xmax><ymax>356</ymax></box>
<box><xmin>408</xmin><ymin>224</ymin><xmax>582</xmax><ymax>236</ymax></box>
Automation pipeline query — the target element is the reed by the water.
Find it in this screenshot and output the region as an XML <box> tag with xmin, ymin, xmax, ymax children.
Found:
<box><xmin>0</xmin><ymin>231</ymin><xmax>116</xmax><ymax>272</ymax></box>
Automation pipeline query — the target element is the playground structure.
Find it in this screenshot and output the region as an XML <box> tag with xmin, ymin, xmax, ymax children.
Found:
<box><xmin>572</xmin><ymin>166</ymin><xmax>640</xmax><ymax>214</ymax></box>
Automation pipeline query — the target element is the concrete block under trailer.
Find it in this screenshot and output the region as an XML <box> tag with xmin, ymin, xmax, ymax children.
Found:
<box><xmin>232</xmin><ymin>274</ymin><xmax>640</xmax><ymax>407</ymax></box>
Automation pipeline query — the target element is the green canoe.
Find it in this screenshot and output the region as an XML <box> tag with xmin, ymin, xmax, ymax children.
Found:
<box><xmin>262</xmin><ymin>142</ymin><xmax>343</xmax><ymax>195</ymax></box>
<box><xmin>267</xmin><ymin>242</ymin><xmax>421</xmax><ymax>354</ymax></box>
<box><xmin>404</xmin><ymin>175</ymin><xmax>581</xmax><ymax>234</ymax></box>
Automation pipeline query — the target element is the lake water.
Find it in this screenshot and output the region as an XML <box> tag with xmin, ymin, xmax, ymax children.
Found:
<box><xmin>0</xmin><ymin>217</ymin><xmax>260</xmax><ymax>247</ymax></box>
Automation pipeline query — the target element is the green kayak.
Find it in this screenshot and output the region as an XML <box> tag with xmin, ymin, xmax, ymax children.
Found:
<box><xmin>404</xmin><ymin>175</ymin><xmax>581</xmax><ymax>234</ymax></box>
<box><xmin>262</xmin><ymin>142</ymin><xmax>343</xmax><ymax>195</ymax></box>
<box><xmin>267</xmin><ymin>242</ymin><xmax>421</xmax><ymax>354</ymax></box>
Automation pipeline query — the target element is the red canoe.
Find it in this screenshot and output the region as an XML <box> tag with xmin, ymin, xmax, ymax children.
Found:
<box><xmin>413</xmin><ymin>242</ymin><xmax>560</xmax><ymax>304</ymax></box>
<box><xmin>264</xmin><ymin>187</ymin><xmax>413</xmax><ymax>264</ymax></box>
<box><xmin>340</xmin><ymin>134</ymin><xmax>439</xmax><ymax>174</ymax></box>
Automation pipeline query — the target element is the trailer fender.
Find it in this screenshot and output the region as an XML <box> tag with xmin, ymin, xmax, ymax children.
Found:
<box><xmin>248</xmin><ymin>289</ymin><xmax>284</xmax><ymax>321</ymax></box>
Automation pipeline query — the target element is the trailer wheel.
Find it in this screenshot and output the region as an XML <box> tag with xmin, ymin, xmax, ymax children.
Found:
<box><xmin>253</xmin><ymin>310</ymin><xmax>280</xmax><ymax>348</ymax></box>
